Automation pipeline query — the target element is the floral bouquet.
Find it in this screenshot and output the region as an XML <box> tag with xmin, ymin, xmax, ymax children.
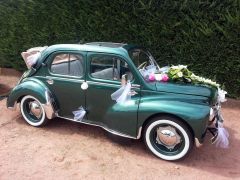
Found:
<box><xmin>167</xmin><ymin>65</ymin><xmax>220</xmax><ymax>88</ymax></box>
<box><xmin>144</xmin><ymin>64</ymin><xmax>221</xmax><ymax>89</ymax></box>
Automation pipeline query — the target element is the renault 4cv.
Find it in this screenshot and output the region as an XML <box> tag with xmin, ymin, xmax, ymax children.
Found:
<box><xmin>7</xmin><ymin>42</ymin><xmax>219</xmax><ymax>161</ymax></box>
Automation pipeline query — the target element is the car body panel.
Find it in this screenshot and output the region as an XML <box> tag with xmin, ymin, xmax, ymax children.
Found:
<box><xmin>85</xmin><ymin>52</ymin><xmax>142</xmax><ymax>137</ymax></box>
<box><xmin>39</xmin><ymin>50</ymin><xmax>87</xmax><ymax>118</ymax></box>
<box><xmin>138</xmin><ymin>90</ymin><xmax>210</xmax><ymax>142</ymax></box>
<box><xmin>7</xmin><ymin>78</ymin><xmax>48</xmax><ymax>108</ymax></box>
<box><xmin>156</xmin><ymin>82</ymin><xmax>217</xmax><ymax>105</ymax></box>
<box><xmin>7</xmin><ymin>43</ymin><xmax>215</xmax><ymax>143</ymax></box>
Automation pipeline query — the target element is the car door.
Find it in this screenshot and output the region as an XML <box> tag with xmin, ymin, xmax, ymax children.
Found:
<box><xmin>42</xmin><ymin>51</ymin><xmax>86</xmax><ymax>119</ymax></box>
<box><xmin>85</xmin><ymin>52</ymin><xmax>141</xmax><ymax>137</ymax></box>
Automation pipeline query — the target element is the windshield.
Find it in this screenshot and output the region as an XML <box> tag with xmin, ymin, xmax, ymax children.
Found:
<box><xmin>128</xmin><ymin>48</ymin><xmax>161</xmax><ymax>79</ymax></box>
<box><xmin>129</xmin><ymin>48</ymin><xmax>159</xmax><ymax>69</ymax></box>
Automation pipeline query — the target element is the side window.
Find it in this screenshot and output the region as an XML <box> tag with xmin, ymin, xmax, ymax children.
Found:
<box><xmin>50</xmin><ymin>53</ymin><xmax>84</xmax><ymax>77</ymax></box>
<box><xmin>90</xmin><ymin>54</ymin><xmax>133</xmax><ymax>81</ymax></box>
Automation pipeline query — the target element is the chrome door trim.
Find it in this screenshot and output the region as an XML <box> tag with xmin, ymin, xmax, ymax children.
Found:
<box><xmin>86</xmin><ymin>81</ymin><xmax>121</xmax><ymax>88</ymax></box>
<box><xmin>46</xmin><ymin>76</ymin><xmax>85</xmax><ymax>83</ymax></box>
<box><xmin>86</xmin><ymin>81</ymin><xmax>141</xmax><ymax>89</ymax></box>
<box><xmin>132</xmin><ymin>84</ymin><xmax>140</xmax><ymax>88</ymax></box>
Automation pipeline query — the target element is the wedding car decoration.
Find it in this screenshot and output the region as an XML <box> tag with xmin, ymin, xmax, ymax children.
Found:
<box><xmin>111</xmin><ymin>74</ymin><xmax>132</xmax><ymax>104</ymax></box>
<box><xmin>21</xmin><ymin>46</ymin><xmax>48</xmax><ymax>69</ymax></box>
<box><xmin>73</xmin><ymin>106</ymin><xmax>86</xmax><ymax>121</ymax></box>
<box><xmin>7</xmin><ymin>42</ymin><xmax>229</xmax><ymax>161</ymax></box>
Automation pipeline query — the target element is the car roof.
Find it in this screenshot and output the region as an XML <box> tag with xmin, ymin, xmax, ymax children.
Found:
<box><xmin>41</xmin><ymin>42</ymin><xmax>140</xmax><ymax>59</ymax></box>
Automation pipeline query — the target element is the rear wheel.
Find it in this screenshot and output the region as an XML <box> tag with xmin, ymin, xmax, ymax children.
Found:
<box><xmin>20</xmin><ymin>95</ymin><xmax>48</xmax><ymax>126</ymax></box>
<box><xmin>143</xmin><ymin>116</ymin><xmax>193</xmax><ymax>161</ymax></box>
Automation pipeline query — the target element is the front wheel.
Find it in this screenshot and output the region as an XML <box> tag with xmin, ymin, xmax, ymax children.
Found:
<box><xmin>144</xmin><ymin>116</ymin><xmax>193</xmax><ymax>161</ymax></box>
<box><xmin>20</xmin><ymin>95</ymin><xmax>48</xmax><ymax>127</ymax></box>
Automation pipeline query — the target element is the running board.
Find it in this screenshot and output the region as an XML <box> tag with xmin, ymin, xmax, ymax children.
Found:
<box><xmin>57</xmin><ymin>115</ymin><xmax>142</xmax><ymax>140</ymax></box>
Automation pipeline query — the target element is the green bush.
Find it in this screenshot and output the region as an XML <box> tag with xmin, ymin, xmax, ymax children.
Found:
<box><xmin>0</xmin><ymin>0</ymin><xmax>239</xmax><ymax>97</ymax></box>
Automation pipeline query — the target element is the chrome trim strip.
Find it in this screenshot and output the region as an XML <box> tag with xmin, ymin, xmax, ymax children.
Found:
<box><xmin>86</xmin><ymin>81</ymin><xmax>140</xmax><ymax>89</ymax></box>
<box><xmin>136</xmin><ymin>126</ymin><xmax>142</xmax><ymax>139</ymax></box>
<box><xmin>86</xmin><ymin>81</ymin><xmax>121</xmax><ymax>88</ymax></box>
<box><xmin>57</xmin><ymin>115</ymin><xmax>139</xmax><ymax>139</ymax></box>
<box><xmin>132</xmin><ymin>84</ymin><xmax>140</xmax><ymax>88</ymax></box>
<box><xmin>46</xmin><ymin>76</ymin><xmax>85</xmax><ymax>83</ymax></box>
<box><xmin>42</xmin><ymin>91</ymin><xmax>55</xmax><ymax>119</ymax></box>
<box><xmin>195</xmin><ymin>138</ymin><xmax>203</xmax><ymax>148</ymax></box>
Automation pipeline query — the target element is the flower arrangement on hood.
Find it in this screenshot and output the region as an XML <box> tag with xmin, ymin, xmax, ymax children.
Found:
<box><xmin>144</xmin><ymin>65</ymin><xmax>220</xmax><ymax>89</ymax></box>
<box><xmin>141</xmin><ymin>64</ymin><xmax>227</xmax><ymax>103</ymax></box>
<box><xmin>167</xmin><ymin>65</ymin><xmax>220</xmax><ymax>88</ymax></box>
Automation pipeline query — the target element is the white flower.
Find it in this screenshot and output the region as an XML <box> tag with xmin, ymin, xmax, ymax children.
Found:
<box><xmin>178</xmin><ymin>65</ymin><xmax>187</xmax><ymax>69</ymax></box>
<box><xmin>197</xmin><ymin>77</ymin><xmax>204</xmax><ymax>82</ymax></box>
<box><xmin>177</xmin><ymin>71</ymin><xmax>183</xmax><ymax>77</ymax></box>
<box><xmin>205</xmin><ymin>79</ymin><xmax>212</xmax><ymax>84</ymax></box>
<box><xmin>171</xmin><ymin>65</ymin><xmax>187</xmax><ymax>70</ymax></box>
<box><xmin>155</xmin><ymin>74</ymin><xmax>162</xmax><ymax>81</ymax></box>
<box><xmin>171</xmin><ymin>65</ymin><xmax>179</xmax><ymax>69</ymax></box>
<box><xmin>191</xmin><ymin>74</ymin><xmax>195</xmax><ymax>77</ymax></box>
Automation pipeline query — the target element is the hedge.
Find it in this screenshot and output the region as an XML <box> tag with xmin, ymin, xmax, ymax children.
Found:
<box><xmin>0</xmin><ymin>0</ymin><xmax>239</xmax><ymax>97</ymax></box>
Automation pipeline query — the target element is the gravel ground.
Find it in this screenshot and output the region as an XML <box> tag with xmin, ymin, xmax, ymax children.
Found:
<box><xmin>0</xmin><ymin>72</ymin><xmax>240</xmax><ymax>180</ymax></box>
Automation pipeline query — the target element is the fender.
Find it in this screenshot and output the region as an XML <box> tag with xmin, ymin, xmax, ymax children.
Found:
<box><xmin>7</xmin><ymin>77</ymin><xmax>56</xmax><ymax>119</ymax></box>
<box><xmin>137</xmin><ymin>91</ymin><xmax>210</xmax><ymax>142</ymax></box>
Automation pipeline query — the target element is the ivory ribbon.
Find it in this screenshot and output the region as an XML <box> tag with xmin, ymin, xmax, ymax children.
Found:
<box><xmin>111</xmin><ymin>81</ymin><xmax>131</xmax><ymax>104</ymax></box>
<box><xmin>72</xmin><ymin>106</ymin><xmax>86</xmax><ymax>121</ymax></box>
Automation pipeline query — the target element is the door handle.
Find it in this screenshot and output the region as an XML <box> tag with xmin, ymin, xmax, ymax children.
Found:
<box><xmin>132</xmin><ymin>84</ymin><xmax>140</xmax><ymax>88</ymax></box>
<box><xmin>46</xmin><ymin>79</ymin><xmax>54</xmax><ymax>85</ymax></box>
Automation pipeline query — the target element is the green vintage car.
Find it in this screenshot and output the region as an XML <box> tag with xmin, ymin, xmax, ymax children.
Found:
<box><xmin>7</xmin><ymin>42</ymin><xmax>218</xmax><ymax>161</ymax></box>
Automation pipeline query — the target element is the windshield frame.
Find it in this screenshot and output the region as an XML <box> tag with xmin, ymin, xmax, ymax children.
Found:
<box><xmin>128</xmin><ymin>47</ymin><xmax>160</xmax><ymax>71</ymax></box>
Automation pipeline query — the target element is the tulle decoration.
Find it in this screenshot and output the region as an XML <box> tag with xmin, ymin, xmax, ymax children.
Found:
<box><xmin>111</xmin><ymin>82</ymin><xmax>131</xmax><ymax>104</ymax></box>
<box><xmin>72</xmin><ymin>106</ymin><xmax>86</xmax><ymax>121</ymax></box>
<box><xmin>21</xmin><ymin>46</ymin><xmax>48</xmax><ymax>69</ymax></box>
<box><xmin>214</xmin><ymin>121</ymin><xmax>229</xmax><ymax>148</ymax></box>
<box><xmin>159</xmin><ymin>66</ymin><xmax>170</xmax><ymax>73</ymax></box>
<box><xmin>139</xmin><ymin>65</ymin><xmax>157</xmax><ymax>78</ymax></box>
<box><xmin>218</xmin><ymin>88</ymin><xmax>227</xmax><ymax>103</ymax></box>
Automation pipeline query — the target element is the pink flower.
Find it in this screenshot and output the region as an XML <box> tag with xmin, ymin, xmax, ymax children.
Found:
<box><xmin>148</xmin><ymin>73</ymin><xmax>155</xmax><ymax>81</ymax></box>
<box><xmin>161</xmin><ymin>74</ymin><xmax>169</xmax><ymax>82</ymax></box>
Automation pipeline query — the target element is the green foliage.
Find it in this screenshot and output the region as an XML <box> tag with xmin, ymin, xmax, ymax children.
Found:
<box><xmin>0</xmin><ymin>0</ymin><xmax>239</xmax><ymax>97</ymax></box>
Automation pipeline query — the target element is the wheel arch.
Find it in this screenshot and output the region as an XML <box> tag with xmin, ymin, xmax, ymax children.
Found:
<box><xmin>140</xmin><ymin>113</ymin><xmax>195</xmax><ymax>141</ymax></box>
<box><xmin>7</xmin><ymin>78</ymin><xmax>56</xmax><ymax>119</ymax></box>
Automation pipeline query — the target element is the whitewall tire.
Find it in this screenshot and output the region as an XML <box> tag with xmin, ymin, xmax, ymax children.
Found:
<box><xmin>20</xmin><ymin>95</ymin><xmax>48</xmax><ymax>127</ymax></box>
<box><xmin>144</xmin><ymin>116</ymin><xmax>193</xmax><ymax>161</ymax></box>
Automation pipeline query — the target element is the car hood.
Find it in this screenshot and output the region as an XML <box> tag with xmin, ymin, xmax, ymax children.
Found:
<box><xmin>155</xmin><ymin>82</ymin><xmax>217</xmax><ymax>104</ymax></box>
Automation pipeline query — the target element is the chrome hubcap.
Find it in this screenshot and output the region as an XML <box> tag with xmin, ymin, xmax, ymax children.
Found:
<box><xmin>29</xmin><ymin>101</ymin><xmax>42</xmax><ymax>118</ymax></box>
<box><xmin>156</xmin><ymin>126</ymin><xmax>181</xmax><ymax>150</ymax></box>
